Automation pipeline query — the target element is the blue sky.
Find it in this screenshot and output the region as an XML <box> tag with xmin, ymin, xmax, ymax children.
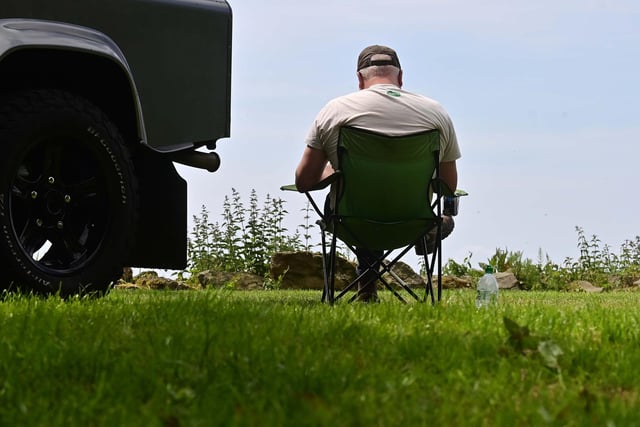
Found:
<box><xmin>176</xmin><ymin>0</ymin><xmax>640</xmax><ymax>270</ymax></box>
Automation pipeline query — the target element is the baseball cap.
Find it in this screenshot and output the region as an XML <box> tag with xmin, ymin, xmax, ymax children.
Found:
<box><xmin>357</xmin><ymin>45</ymin><xmax>402</xmax><ymax>71</ymax></box>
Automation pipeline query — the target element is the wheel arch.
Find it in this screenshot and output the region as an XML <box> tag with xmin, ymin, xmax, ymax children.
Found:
<box><xmin>0</xmin><ymin>19</ymin><xmax>147</xmax><ymax>149</ymax></box>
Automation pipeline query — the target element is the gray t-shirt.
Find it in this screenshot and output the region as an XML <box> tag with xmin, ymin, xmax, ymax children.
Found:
<box><xmin>305</xmin><ymin>84</ymin><xmax>462</xmax><ymax>168</ymax></box>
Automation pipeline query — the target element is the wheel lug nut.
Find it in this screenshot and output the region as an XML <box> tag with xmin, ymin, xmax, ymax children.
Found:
<box><xmin>48</xmin><ymin>177</ymin><xmax>55</xmax><ymax>185</ymax></box>
<box><xmin>57</xmin><ymin>221</ymin><xmax>64</xmax><ymax>229</ymax></box>
<box><xmin>36</xmin><ymin>219</ymin><xmax>43</xmax><ymax>227</ymax></box>
<box><xmin>64</xmin><ymin>195</ymin><xmax>71</xmax><ymax>203</ymax></box>
<box><xmin>31</xmin><ymin>191</ymin><xmax>38</xmax><ymax>199</ymax></box>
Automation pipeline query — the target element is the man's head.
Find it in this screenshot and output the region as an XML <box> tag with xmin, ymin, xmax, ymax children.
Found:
<box><xmin>356</xmin><ymin>45</ymin><xmax>403</xmax><ymax>89</ymax></box>
<box><xmin>357</xmin><ymin>45</ymin><xmax>401</xmax><ymax>71</ymax></box>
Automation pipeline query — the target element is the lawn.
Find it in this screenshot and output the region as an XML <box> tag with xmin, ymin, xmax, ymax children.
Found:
<box><xmin>1</xmin><ymin>288</ymin><xmax>639</xmax><ymax>426</ymax></box>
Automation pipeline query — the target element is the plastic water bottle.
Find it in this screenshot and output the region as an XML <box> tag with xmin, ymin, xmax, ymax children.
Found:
<box><xmin>476</xmin><ymin>265</ymin><xmax>499</xmax><ymax>308</ymax></box>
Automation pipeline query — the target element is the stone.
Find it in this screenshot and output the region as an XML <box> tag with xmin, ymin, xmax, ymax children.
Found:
<box><xmin>568</xmin><ymin>280</ymin><xmax>604</xmax><ymax>293</ymax></box>
<box><xmin>120</xmin><ymin>267</ymin><xmax>133</xmax><ymax>283</ymax></box>
<box><xmin>271</xmin><ymin>251</ymin><xmax>438</xmax><ymax>291</ymax></box>
<box><xmin>134</xmin><ymin>271</ymin><xmax>193</xmax><ymax>290</ymax></box>
<box><xmin>134</xmin><ymin>270</ymin><xmax>158</xmax><ymax>281</ymax></box>
<box><xmin>440</xmin><ymin>275</ymin><xmax>473</xmax><ymax>289</ymax></box>
<box><xmin>496</xmin><ymin>271</ymin><xmax>520</xmax><ymax>290</ymax></box>
<box><xmin>197</xmin><ymin>271</ymin><xmax>264</xmax><ymax>290</ymax></box>
<box><xmin>114</xmin><ymin>270</ymin><xmax>194</xmax><ymax>291</ymax></box>
<box><xmin>270</xmin><ymin>251</ymin><xmax>356</xmax><ymax>290</ymax></box>
<box><xmin>381</xmin><ymin>261</ymin><xmax>425</xmax><ymax>288</ymax></box>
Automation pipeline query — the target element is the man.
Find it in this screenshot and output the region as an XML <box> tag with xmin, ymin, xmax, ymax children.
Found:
<box><xmin>295</xmin><ymin>45</ymin><xmax>461</xmax><ymax>302</ymax></box>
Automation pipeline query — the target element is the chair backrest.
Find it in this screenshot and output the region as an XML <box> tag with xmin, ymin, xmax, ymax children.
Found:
<box><xmin>332</xmin><ymin>127</ymin><xmax>441</xmax><ymax>250</ymax></box>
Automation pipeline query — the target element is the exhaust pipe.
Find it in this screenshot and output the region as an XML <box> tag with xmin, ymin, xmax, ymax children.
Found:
<box><xmin>171</xmin><ymin>150</ymin><xmax>221</xmax><ymax>172</ymax></box>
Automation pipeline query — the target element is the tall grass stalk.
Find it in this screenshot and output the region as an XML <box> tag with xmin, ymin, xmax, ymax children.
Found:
<box><xmin>1</xmin><ymin>290</ymin><xmax>640</xmax><ymax>426</ymax></box>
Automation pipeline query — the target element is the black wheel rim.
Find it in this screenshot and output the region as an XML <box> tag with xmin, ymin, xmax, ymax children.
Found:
<box><xmin>9</xmin><ymin>135</ymin><xmax>110</xmax><ymax>275</ymax></box>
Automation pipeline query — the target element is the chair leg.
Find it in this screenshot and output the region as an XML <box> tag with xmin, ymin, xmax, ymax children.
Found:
<box><xmin>436</xmin><ymin>220</ymin><xmax>442</xmax><ymax>302</ymax></box>
<box><xmin>318</xmin><ymin>220</ymin><xmax>337</xmax><ymax>304</ymax></box>
<box><xmin>337</xmin><ymin>244</ymin><xmax>380</xmax><ymax>303</ymax></box>
<box><xmin>326</xmin><ymin>233</ymin><xmax>338</xmax><ymax>305</ymax></box>
<box><xmin>438</xmin><ymin>240</ymin><xmax>442</xmax><ymax>302</ymax></box>
<box><xmin>345</xmin><ymin>246</ymin><xmax>420</xmax><ymax>304</ymax></box>
<box><xmin>346</xmin><ymin>269</ymin><xmax>382</xmax><ymax>303</ymax></box>
<box><xmin>423</xmin><ymin>220</ymin><xmax>443</xmax><ymax>305</ymax></box>
<box><xmin>319</xmin><ymin>228</ymin><xmax>328</xmax><ymax>304</ymax></box>
<box><xmin>325</xmin><ymin>230</ymin><xmax>443</xmax><ymax>305</ymax></box>
<box><xmin>377</xmin><ymin>275</ymin><xmax>408</xmax><ymax>304</ymax></box>
<box><xmin>421</xmin><ymin>235</ymin><xmax>435</xmax><ymax>305</ymax></box>
<box><xmin>336</xmin><ymin>273</ymin><xmax>362</xmax><ymax>302</ymax></box>
<box><xmin>437</xmin><ymin>227</ymin><xmax>442</xmax><ymax>302</ymax></box>
<box><xmin>380</xmin><ymin>270</ymin><xmax>420</xmax><ymax>303</ymax></box>
<box><xmin>378</xmin><ymin>246</ymin><xmax>421</xmax><ymax>302</ymax></box>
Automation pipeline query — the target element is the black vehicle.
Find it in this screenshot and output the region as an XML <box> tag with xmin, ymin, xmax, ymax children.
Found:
<box><xmin>0</xmin><ymin>0</ymin><xmax>232</xmax><ymax>295</ymax></box>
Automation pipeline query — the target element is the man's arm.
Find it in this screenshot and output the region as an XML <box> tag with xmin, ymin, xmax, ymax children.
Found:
<box><xmin>440</xmin><ymin>160</ymin><xmax>458</xmax><ymax>193</ymax></box>
<box><xmin>295</xmin><ymin>146</ymin><xmax>334</xmax><ymax>192</ymax></box>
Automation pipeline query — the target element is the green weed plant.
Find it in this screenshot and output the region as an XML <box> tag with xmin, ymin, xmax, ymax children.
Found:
<box><xmin>187</xmin><ymin>190</ymin><xmax>640</xmax><ymax>291</ymax></box>
<box><xmin>445</xmin><ymin>226</ymin><xmax>640</xmax><ymax>291</ymax></box>
<box><xmin>186</xmin><ymin>189</ymin><xmax>300</xmax><ymax>280</ymax></box>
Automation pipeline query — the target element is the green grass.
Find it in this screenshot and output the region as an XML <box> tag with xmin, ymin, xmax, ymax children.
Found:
<box><xmin>1</xmin><ymin>289</ymin><xmax>640</xmax><ymax>426</ymax></box>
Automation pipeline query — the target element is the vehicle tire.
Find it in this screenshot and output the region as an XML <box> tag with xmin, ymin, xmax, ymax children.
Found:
<box><xmin>0</xmin><ymin>89</ymin><xmax>137</xmax><ymax>296</ymax></box>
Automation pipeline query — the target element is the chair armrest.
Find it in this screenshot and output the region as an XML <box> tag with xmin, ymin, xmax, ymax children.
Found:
<box><xmin>431</xmin><ymin>178</ymin><xmax>456</xmax><ymax>197</ymax></box>
<box><xmin>431</xmin><ymin>179</ymin><xmax>469</xmax><ymax>197</ymax></box>
<box><xmin>280</xmin><ymin>172</ymin><xmax>341</xmax><ymax>192</ymax></box>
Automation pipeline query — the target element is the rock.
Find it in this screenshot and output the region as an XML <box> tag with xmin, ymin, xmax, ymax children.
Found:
<box><xmin>496</xmin><ymin>271</ymin><xmax>520</xmax><ymax>290</ymax></box>
<box><xmin>568</xmin><ymin>280</ymin><xmax>604</xmax><ymax>293</ymax></box>
<box><xmin>198</xmin><ymin>271</ymin><xmax>264</xmax><ymax>290</ymax></box>
<box><xmin>120</xmin><ymin>267</ymin><xmax>133</xmax><ymax>283</ymax></box>
<box><xmin>134</xmin><ymin>270</ymin><xmax>159</xmax><ymax>281</ymax></box>
<box><xmin>114</xmin><ymin>283</ymin><xmax>142</xmax><ymax>291</ymax></box>
<box><xmin>135</xmin><ymin>273</ymin><xmax>193</xmax><ymax>290</ymax></box>
<box><xmin>270</xmin><ymin>251</ymin><xmax>356</xmax><ymax>290</ymax></box>
<box><xmin>113</xmin><ymin>270</ymin><xmax>158</xmax><ymax>290</ymax></box>
<box><xmin>440</xmin><ymin>275</ymin><xmax>473</xmax><ymax>289</ymax></box>
<box><xmin>114</xmin><ymin>270</ymin><xmax>194</xmax><ymax>290</ymax></box>
<box><xmin>271</xmin><ymin>252</ymin><xmax>442</xmax><ymax>291</ymax></box>
<box><xmin>381</xmin><ymin>261</ymin><xmax>425</xmax><ymax>288</ymax></box>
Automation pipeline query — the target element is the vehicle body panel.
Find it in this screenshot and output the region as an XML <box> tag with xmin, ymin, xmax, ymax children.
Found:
<box><xmin>0</xmin><ymin>18</ymin><xmax>148</xmax><ymax>144</ymax></box>
<box><xmin>0</xmin><ymin>0</ymin><xmax>232</xmax><ymax>152</ymax></box>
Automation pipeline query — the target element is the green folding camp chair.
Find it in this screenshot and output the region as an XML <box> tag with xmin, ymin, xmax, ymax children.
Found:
<box><xmin>283</xmin><ymin>126</ymin><xmax>461</xmax><ymax>304</ymax></box>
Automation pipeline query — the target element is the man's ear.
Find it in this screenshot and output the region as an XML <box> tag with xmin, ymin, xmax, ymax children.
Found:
<box><xmin>357</xmin><ymin>72</ymin><xmax>365</xmax><ymax>90</ymax></box>
<box><xmin>397</xmin><ymin>70</ymin><xmax>403</xmax><ymax>88</ymax></box>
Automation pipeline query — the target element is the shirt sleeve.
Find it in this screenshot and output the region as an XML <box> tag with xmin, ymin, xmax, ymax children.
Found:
<box><xmin>437</xmin><ymin>108</ymin><xmax>462</xmax><ymax>162</ymax></box>
<box><xmin>303</xmin><ymin>102</ymin><xmax>341</xmax><ymax>167</ymax></box>
<box><xmin>304</xmin><ymin>119</ymin><xmax>323</xmax><ymax>151</ymax></box>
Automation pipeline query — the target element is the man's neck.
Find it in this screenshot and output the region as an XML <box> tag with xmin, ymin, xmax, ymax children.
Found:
<box><xmin>363</xmin><ymin>77</ymin><xmax>400</xmax><ymax>89</ymax></box>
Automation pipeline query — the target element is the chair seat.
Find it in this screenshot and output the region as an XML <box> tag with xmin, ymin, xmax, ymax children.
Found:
<box><xmin>330</xmin><ymin>217</ymin><xmax>440</xmax><ymax>251</ymax></box>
